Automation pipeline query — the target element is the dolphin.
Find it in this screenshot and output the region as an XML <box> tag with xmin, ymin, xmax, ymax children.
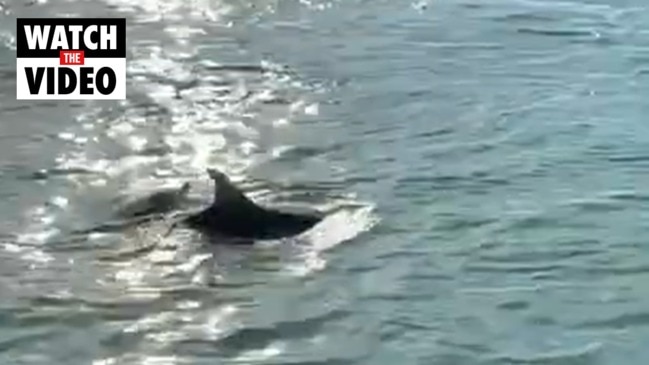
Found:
<box><xmin>182</xmin><ymin>168</ymin><xmax>322</xmax><ymax>241</ymax></box>
<box><xmin>68</xmin><ymin>182</ymin><xmax>192</xmax><ymax>237</ymax></box>
<box><xmin>116</xmin><ymin>182</ymin><xmax>192</xmax><ymax>220</ymax></box>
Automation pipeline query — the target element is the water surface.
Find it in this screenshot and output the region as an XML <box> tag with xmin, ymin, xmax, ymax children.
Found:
<box><xmin>1</xmin><ymin>0</ymin><xmax>649</xmax><ymax>364</ymax></box>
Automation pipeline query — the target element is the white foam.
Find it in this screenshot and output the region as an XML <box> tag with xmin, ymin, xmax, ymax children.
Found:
<box><xmin>58</xmin><ymin>132</ymin><xmax>76</xmax><ymax>141</ymax></box>
<box><xmin>128</xmin><ymin>135</ymin><xmax>148</xmax><ymax>151</ymax></box>
<box><xmin>273</xmin><ymin>118</ymin><xmax>290</xmax><ymax>127</ymax></box>
<box><xmin>305</xmin><ymin>102</ymin><xmax>319</xmax><ymax>115</ymax></box>
<box><xmin>283</xmin><ymin>204</ymin><xmax>379</xmax><ymax>277</ymax></box>
<box><xmin>21</xmin><ymin>249</ymin><xmax>54</xmax><ymax>264</ymax></box>
<box><xmin>233</xmin><ymin>342</ymin><xmax>285</xmax><ymax>362</ymax></box>
<box><xmin>92</xmin><ymin>358</ymin><xmax>117</xmax><ymax>365</ymax></box>
<box><xmin>140</xmin><ymin>355</ymin><xmax>180</xmax><ymax>365</ymax></box>
<box><xmin>50</xmin><ymin>196</ymin><xmax>69</xmax><ymax>208</ymax></box>
<box><xmin>17</xmin><ymin>228</ymin><xmax>59</xmax><ymax>244</ymax></box>
<box><xmin>308</xmin><ymin>205</ymin><xmax>378</xmax><ymax>252</ymax></box>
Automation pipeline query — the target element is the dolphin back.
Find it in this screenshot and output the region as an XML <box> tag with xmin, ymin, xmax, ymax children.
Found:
<box><xmin>184</xmin><ymin>203</ymin><xmax>321</xmax><ymax>240</ymax></box>
<box><xmin>182</xmin><ymin>169</ymin><xmax>323</xmax><ymax>241</ymax></box>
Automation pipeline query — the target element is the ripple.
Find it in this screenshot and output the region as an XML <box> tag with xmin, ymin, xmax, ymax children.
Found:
<box><xmin>604</xmin><ymin>190</ymin><xmax>649</xmax><ymax>202</ymax></box>
<box><xmin>475</xmin><ymin>246</ymin><xmax>603</xmax><ymax>264</ymax></box>
<box><xmin>213</xmin><ymin>309</ymin><xmax>349</xmax><ymax>353</ymax></box>
<box><xmin>607</xmin><ymin>154</ymin><xmax>649</xmax><ymax>163</ymax></box>
<box><xmin>0</xmin><ymin>328</ymin><xmax>59</xmax><ymax>353</ymax></box>
<box><xmin>565</xmin><ymin>198</ymin><xmax>627</xmax><ymax>213</ymax></box>
<box><xmin>575</xmin><ymin>312</ymin><xmax>649</xmax><ymax>330</ymax></box>
<box><xmin>497</xmin><ymin>300</ymin><xmax>530</xmax><ymax>311</ymax></box>
<box><xmin>492</xmin><ymin>342</ymin><xmax>601</xmax><ymax>365</ymax></box>
<box><xmin>201</xmin><ymin>63</ymin><xmax>269</xmax><ymax>73</ymax></box>
<box><xmin>577</xmin><ymin>264</ymin><xmax>649</xmax><ymax>276</ymax></box>
<box><xmin>518</xmin><ymin>25</ymin><xmax>598</xmax><ymax>36</ymax></box>
<box><xmin>464</xmin><ymin>263</ymin><xmax>563</xmax><ymax>274</ymax></box>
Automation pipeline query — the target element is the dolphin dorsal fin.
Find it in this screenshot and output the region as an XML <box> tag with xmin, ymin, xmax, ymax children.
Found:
<box><xmin>207</xmin><ymin>169</ymin><xmax>257</xmax><ymax>208</ymax></box>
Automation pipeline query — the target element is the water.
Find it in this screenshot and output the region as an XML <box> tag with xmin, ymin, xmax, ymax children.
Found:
<box><xmin>2</xmin><ymin>0</ymin><xmax>649</xmax><ymax>363</ymax></box>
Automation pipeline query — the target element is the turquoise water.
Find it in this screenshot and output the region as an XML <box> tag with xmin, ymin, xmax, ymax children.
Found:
<box><xmin>2</xmin><ymin>0</ymin><xmax>649</xmax><ymax>363</ymax></box>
